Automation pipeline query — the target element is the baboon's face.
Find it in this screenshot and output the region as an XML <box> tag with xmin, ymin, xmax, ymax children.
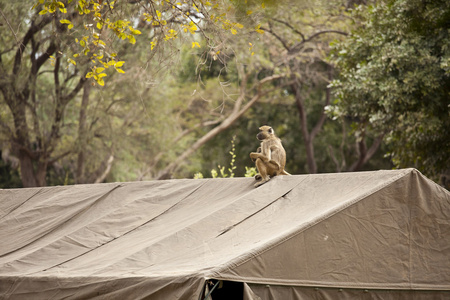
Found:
<box><xmin>257</xmin><ymin>125</ymin><xmax>275</xmax><ymax>141</ymax></box>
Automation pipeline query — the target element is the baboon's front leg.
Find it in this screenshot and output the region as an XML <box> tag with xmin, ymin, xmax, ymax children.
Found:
<box><xmin>254</xmin><ymin>158</ymin><xmax>270</xmax><ymax>187</ymax></box>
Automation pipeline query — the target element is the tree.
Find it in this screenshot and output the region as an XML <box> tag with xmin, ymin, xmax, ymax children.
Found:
<box><xmin>330</xmin><ymin>0</ymin><xmax>450</xmax><ymax>180</ymax></box>
<box><xmin>186</xmin><ymin>0</ymin><xmax>391</xmax><ymax>178</ymax></box>
<box><xmin>241</xmin><ymin>0</ymin><xmax>384</xmax><ymax>174</ymax></box>
<box><xmin>0</xmin><ymin>0</ymin><xmax>267</xmax><ymax>187</ymax></box>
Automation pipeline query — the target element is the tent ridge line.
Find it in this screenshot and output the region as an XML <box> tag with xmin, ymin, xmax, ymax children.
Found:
<box><xmin>209</xmin><ymin>169</ymin><xmax>413</xmax><ymax>276</ymax></box>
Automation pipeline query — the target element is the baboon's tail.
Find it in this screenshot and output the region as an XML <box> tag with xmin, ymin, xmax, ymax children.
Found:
<box><xmin>281</xmin><ymin>170</ymin><xmax>291</xmax><ymax>176</ymax></box>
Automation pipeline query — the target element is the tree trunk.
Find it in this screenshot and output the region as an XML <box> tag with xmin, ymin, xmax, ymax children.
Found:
<box><xmin>76</xmin><ymin>82</ymin><xmax>91</xmax><ymax>184</ymax></box>
<box><xmin>36</xmin><ymin>160</ymin><xmax>48</xmax><ymax>186</ymax></box>
<box><xmin>292</xmin><ymin>82</ymin><xmax>317</xmax><ymax>174</ymax></box>
<box><xmin>348</xmin><ymin>134</ymin><xmax>384</xmax><ymax>172</ymax></box>
<box><xmin>18</xmin><ymin>152</ymin><xmax>37</xmax><ymax>187</ymax></box>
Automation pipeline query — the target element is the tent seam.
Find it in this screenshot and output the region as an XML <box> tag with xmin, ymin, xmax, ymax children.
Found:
<box><xmin>28</xmin><ymin>181</ymin><xmax>209</xmax><ymax>275</ymax></box>
<box><xmin>0</xmin><ymin>188</ymin><xmax>43</xmax><ymax>221</ymax></box>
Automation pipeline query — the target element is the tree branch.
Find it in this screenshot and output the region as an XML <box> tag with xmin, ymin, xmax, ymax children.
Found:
<box><xmin>289</xmin><ymin>30</ymin><xmax>348</xmax><ymax>56</ymax></box>
<box><xmin>262</xmin><ymin>23</ymin><xmax>290</xmax><ymax>51</ymax></box>
<box><xmin>0</xmin><ymin>8</ymin><xmax>20</xmax><ymax>47</ymax></box>
<box><xmin>348</xmin><ymin>134</ymin><xmax>384</xmax><ymax>171</ymax></box>
<box><xmin>12</xmin><ymin>15</ymin><xmax>52</xmax><ymax>76</ymax></box>
<box><xmin>271</xmin><ymin>17</ymin><xmax>306</xmax><ymax>42</ymax></box>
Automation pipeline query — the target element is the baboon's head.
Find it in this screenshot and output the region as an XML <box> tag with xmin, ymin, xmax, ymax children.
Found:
<box><xmin>257</xmin><ymin>125</ymin><xmax>275</xmax><ymax>141</ymax></box>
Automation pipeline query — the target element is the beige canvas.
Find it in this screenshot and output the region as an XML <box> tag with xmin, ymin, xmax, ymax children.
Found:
<box><xmin>1</xmin><ymin>169</ymin><xmax>449</xmax><ymax>299</ymax></box>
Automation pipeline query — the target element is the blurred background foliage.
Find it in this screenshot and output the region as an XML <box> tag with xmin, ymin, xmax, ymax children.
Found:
<box><xmin>0</xmin><ymin>0</ymin><xmax>448</xmax><ymax>189</ymax></box>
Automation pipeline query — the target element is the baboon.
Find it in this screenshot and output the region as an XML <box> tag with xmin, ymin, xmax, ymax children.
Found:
<box><xmin>250</xmin><ymin>125</ymin><xmax>290</xmax><ymax>187</ymax></box>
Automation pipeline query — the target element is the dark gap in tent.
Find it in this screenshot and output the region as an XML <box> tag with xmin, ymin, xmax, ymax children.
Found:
<box><xmin>200</xmin><ymin>280</ymin><xmax>243</xmax><ymax>300</ymax></box>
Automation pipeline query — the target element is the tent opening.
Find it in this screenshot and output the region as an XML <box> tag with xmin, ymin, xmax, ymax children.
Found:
<box><xmin>201</xmin><ymin>280</ymin><xmax>244</xmax><ymax>300</ymax></box>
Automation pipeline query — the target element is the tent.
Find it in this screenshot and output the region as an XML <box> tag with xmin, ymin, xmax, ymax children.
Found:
<box><xmin>0</xmin><ymin>168</ymin><xmax>449</xmax><ymax>299</ymax></box>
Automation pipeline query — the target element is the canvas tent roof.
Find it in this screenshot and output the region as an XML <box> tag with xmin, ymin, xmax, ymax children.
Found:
<box><xmin>0</xmin><ymin>168</ymin><xmax>449</xmax><ymax>299</ymax></box>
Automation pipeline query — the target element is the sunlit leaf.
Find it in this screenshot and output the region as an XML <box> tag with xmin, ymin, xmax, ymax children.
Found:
<box><xmin>115</xmin><ymin>61</ymin><xmax>125</xmax><ymax>67</ymax></box>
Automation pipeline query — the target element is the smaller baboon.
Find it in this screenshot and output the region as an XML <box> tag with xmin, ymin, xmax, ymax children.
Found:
<box><xmin>250</xmin><ymin>125</ymin><xmax>290</xmax><ymax>187</ymax></box>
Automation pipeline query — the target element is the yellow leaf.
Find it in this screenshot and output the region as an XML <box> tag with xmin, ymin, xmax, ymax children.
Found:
<box><xmin>115</xmin><ymin>68</ymin><xmax>125</xmax><ymax>74</ymax></box>
<box><xmin>151</xmin><ymin>41</ymin><xmax>157</xmax><ymax>50</ymax></box>
<box><xmin>128</xmin><ymin>35</ymin><xmax>136</xmax><ymax>44</ymax></box>
<box><xmin>39</xmin><ymin>9</ymin><xmax>48</xmax><ymax>15</ymax></box>
<box><xmin>246</xmin><ymin>10</ymin><xmax>253</xmax><ymax>15</ymax></box>
<box><xmin>60</xmin><ymin>19</ymin><xmax>71</xmax><ymax>24</ymax></box>
<box><xmin>73</xmin><ymin>53</ymin><xmax>79</xmax><ymax>57</ymax></box>
<box><xmin>192</xmin><ymin>42</ymin><xmax>200</xmax><ymax>48</ymax></box>
<box><xmin>95</xmin><ymin>67</ymin><xmax>105</xmax><ymax>73</ymax></box>
<box><xmin>97</xmin><ymin>78</ymin><xmax>105</xmax><ymax>86</ymax></box>
<box><xmin>97</xmin><ymin>22</ymin><xmax>102</xmax><ymax>29</ymax></box>
<box><xmin>255</xmin><ymin>24</ymin><xmax>264</xmax><ymax>34</ymax></box>
<box><xmin>230</xmin><ymin>28</ymin><xmax>237</xmax><ymax>35</ymax></box>
<box><xmin>115</xmin><ymin>61</ymin><xmax>125</xmax><ymax>67</ymax></box>
<box><xmin>262</xmin><ymin>2</ymin><xmax>265</xmax><ymax>8</ymax></box>
<box><xmin>86</xmin><ymin>72</ymin><xmax>94</xmax><ymax>78</ymax></box>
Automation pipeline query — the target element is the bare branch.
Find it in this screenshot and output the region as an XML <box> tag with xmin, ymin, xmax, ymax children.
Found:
<box><xmin>262</xmin><ymin>23</ymin><xmax>290</xmax><ymax>50</ymax></box>
<box><xmin>94</xmin><ymin>155</ymin><xmax>114</xmax><ymax>183</ymax></box>
<box><xmin>12</xmin><ymin>15</ymin><xmax>52</xmax><ymax>76</ymax></box>
<box><xmin>289</xmin><ymin>30</ymin><xmax>348</xmax><ymax>56</ymax></box>
<box><xmin>0</xmin><ymin>8</ymin><xmax>20</xmax><ymax>46</ymax></box>
<box><xmin>271</xmin><ymin>17</ymin><xmax>306</xmax><ymax>42</ymax></box>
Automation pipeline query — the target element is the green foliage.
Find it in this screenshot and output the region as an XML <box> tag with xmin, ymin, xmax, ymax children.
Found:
<box><xmin>244</xmin><ymin>166</ymin><xmax>258</xmax><ymax>178</ymax></box>
<box><xmin>194</xmin><ymin>135</ymin><xmax>238</xmax><ymax>178</ymax></box>
<box><xmin>330</xmin><ymin>0</ymin><xmax>450</xmax><ymax>178</ymax></box>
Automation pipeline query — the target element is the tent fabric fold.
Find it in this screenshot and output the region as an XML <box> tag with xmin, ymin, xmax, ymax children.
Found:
<box><xmin>1</xmin><ymin>169</ymin><xmax>449</xmax><ymax>299</ymax></box>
